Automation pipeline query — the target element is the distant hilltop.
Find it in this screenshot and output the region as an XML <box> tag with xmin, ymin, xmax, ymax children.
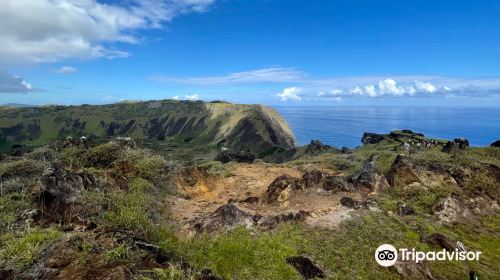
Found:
<box><xmin>0</xmin><ymin>100</ymin><xmax>297</xmax><ymax>157</ymax></box>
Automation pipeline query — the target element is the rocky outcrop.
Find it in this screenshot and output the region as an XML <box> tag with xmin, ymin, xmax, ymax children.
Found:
<box><xmin>491</xmin><ymin>140</ymin><xmax>500</xmax><ymax>147</ymax></box>
<box><xmin>350</xmin><ymin>155</ymin><xmax>389</xmax><ymax>193</ymax></box>
<box><xmin>388</xmin><ymin>154</ymin><xmax>458</xmax><ymax>189</ymax></box>
<box><xmin>301</xmin><ymin>170</ymin><xmax>325</xmax><ymax>189</ymax></box>
<box><xmin>324</xmin><ymin>175</ymin><xmax>353</xmax><ymax>192</ymax></box>
<box><xmin>340</xmin><ymin>197</ymin><xmax>361</xmax><ymax>209</ymax></box>
<box><xmin>263</xmin><ymin>175</ymin><xmax>303</xmax><ymax>203</ymax></box>
<box><xmin>31</xmin><ymin>167</ymin><xmax>86</xmax><ymax>220</ymax></box>
<box><xmin>215</xmin><ymin>148</ymin><xmax>256</xmax><ymax>163</ymax></box>
<box><xmin>392</xmin><ymin>260</ymin><xmax>435</xmax><ymax>280</ymax></box>
<box><xmin>442</xmin><ymin>138</ymin><xmax>469</xmax><ymax>153</ymax></box>
<box><xmin>305</xmin><ymin>140</ymin><xmax>335</xmax><ymax>156</ymax></box>
<box><xmin>361</xmin><ymin>132</ymin><xmax>386</xmax><ymax>144</ymax></box>
<box><xmin>432</xmin><ymin>196</ymin><xmax>474</xmax><ymax>225</ymax></box>
<box><xmin>421</xmin><ymin>233</ymin><xmax>456</xmax><ymax>251</ymax></box>
<box><xmin>194</xmin><ymin>204</ymin><xmax>254</xmax><ymax>232</ymax></box>
<box><xmin>286</xmin><ymin>256</ymin><xmax>325</xmax><ymax>279</ymax></box>
<box><xmin>361</xmin><ymin>130</ymin><xmax>440</xmax><ymax>150</ymax></box>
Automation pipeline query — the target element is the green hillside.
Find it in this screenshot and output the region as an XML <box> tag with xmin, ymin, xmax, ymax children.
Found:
<box><xmin>0</xmin><ymin>100</ymin><xmax>297</xmax><ymax>157</ymax></box>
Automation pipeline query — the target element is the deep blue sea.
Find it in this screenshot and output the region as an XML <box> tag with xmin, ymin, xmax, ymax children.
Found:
<box><xmin>275</xmin><ymin>106</ymin><xmax>500</xmax><ymax>148</ymax></box>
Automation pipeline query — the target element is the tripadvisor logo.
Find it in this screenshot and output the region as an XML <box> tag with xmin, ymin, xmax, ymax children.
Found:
<box><xmin>375</xmin><ymin>243</ymin><xmax>482</xmax><ymax>267</ymax></box>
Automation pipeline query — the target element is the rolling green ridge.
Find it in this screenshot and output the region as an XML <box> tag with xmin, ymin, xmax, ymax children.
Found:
<box><xmin>0</xmin><ymin>100</ymin><xmax>297</xmax><ymax>156</ymax></box>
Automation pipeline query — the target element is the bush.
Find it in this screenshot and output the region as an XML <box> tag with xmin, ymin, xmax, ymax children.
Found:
<box><xmin>26</xmin><ymin>147</ymin><xmax>58</xmax><ymax>162</ymax></box>
<box><xmin>135</xmin><ymin>155</ymin><xmax>167</xmax><ymax>183</ymax></box>
<box><xmin>87</xmin><ymin>142</ymin><xmax>122</xmax><ymax>167</ymax></box>
<box><xmin>0</xmin><ymin>159</ymin><xmax>48</xmax><ymax>180</ymax></box>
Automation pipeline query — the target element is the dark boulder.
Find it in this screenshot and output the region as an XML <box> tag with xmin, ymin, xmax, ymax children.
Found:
<box><xmin>301</xmin><ymin>170</ymin><xmax>325</xmax><ymax>189</ymax></box>
<box><xmin>200</xmin><ymin>269</ymin><xmax>224</xmax><ymax>280</ymax></box>
<box><xmin>240</xmin><ymin>196</ymin><xmax>259</xmax><ymax>204</ymax></box>
<box><xmin>396</xmin><ymin>202</ymin><xmax>415</xmax><ymax>216</ymax></box>
<box><xmin>361</xmin><ymin>132</ymin><xmax>386</xmax><ymax>145</ymax></box>
<box><xmin>340</xmin><ymin>197</ymin><xmax>360</xmax><ymax>209</ymax></box>
<box><xmin>323</xmin><ymin>176</ymin><xmax>353</xmax><ymax>192</ymax></box>
<box><xmin>421</xmin><ymin>233</ymin><xmax>456</xmax><ymax>251</ymax></box>
<box><xmin>215</xmin><ymin>148</ymin><xmax>256</xmax><ymax>163</ymax></box>
<box><xmin>442</xmin><ymin>138</ymin><xmax>469</xmax><ymax>153</ymax></box>
<box><xmin>263</xmin><ymin>175</ymin><xmax>302</xmax><ymax>203</ymax></box>
<box><xmin>491</xmin><ymin>140</ymin><xmax>500</xmax><ymax>148</ymax></box>
<box><xmin>286</xmin><ymin>256</ymin><xmax>325</xmax><ymax>279</ymax></box>
<box><xmin>31</xmin><ymin>167</ymin><xmax>86</xmax><ymax>219</ymax></box>
<box><xmin>194</xmin><ymin>204</ymin><xmax>253</xmax><ymax>233</ymax></box>
<box><xmin>349</xmin><ymin>155</ymin><xmax>389</xmax><ymax>193</ymax></box>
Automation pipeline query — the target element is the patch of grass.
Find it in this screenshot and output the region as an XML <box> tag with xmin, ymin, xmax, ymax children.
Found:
<box><xmin>104</xmin><ymin>243</ymin><xmax>130</xmax><ymax>264</ymax></box>
<box><xmin>0</xmin><ymin>193</ymin><xmax>31</xmax><ymax>229</ymax></box>
<box><xmin>383</xmin><ymin>184</ymin><xmax>454</xmax><ymax>213</ymax></box>
<box><xmin>0</xmin><ymin>228</ymin><xmax>62</xmax><ymax>269</ymax></box>
<box><xmin>143</xmin><ymin>265</ymin><xmax>190</xmax><ymax>280</ymax></box>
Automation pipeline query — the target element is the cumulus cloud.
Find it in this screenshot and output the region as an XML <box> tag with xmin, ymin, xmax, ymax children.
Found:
<box><xmin>172</xmin><ymin>94</ymin><xmax>200</xmax><ymax>100</ymax></box>
<box><xmin>151</xmin><ymin>67</ymin><xmax>305</xmax><ymax>85</ymax></box>
<box><xmin>277</xmin><ymin>87</ymin><xmax>302</xmax><ymax>101</ymax></box>
<box><xmin>345</xmin><ymin>79</ymin><xmax>446</xmax><ymax>97</ymax></box>
<box><xmin>0</xmin><ymin>0</ymin><xmax>215</xmax><ymax>65</ymax></box>
<box><xmin>0</xmin><ymin>70</ymin><xmax>34</xmax><ymax>93</ymax></box>
<box><xmin>54</xmin><ymin>66</ymin><xmax>78</xmax><ymax>74</ymax></box>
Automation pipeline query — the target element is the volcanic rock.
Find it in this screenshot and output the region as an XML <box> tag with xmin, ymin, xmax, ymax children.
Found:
<box><xmin>215</xmin><ymin>148</ymin><xmax>256</xmax><ymax>163</ymax></box>
<box><xmin>350</xmin><ymin>155</ymin><xmax>389</xmax><ymax>193</ymax></box>
<box><xmin>263</xmin><ymin>175</ymin><xmax>302</xmax><ymax>203</ymax></box>
<box><xmin>323</xmin><ymin>175</ymin><xmax>353</xmax><ymax>192</ymax></box>
<box><xmin>194</xmin><ymin>204</ymin><xmax>254</xmax><ymax>232</ymax></box>
<box><xmin>421</xmin><ymin>233</ymin><xmax>456</xmax><ymax>251</ymax></box>
<box><xmin>286</xmin><ymin>256</ymin><xmax>325</xmax><ymax>279</ymax></box>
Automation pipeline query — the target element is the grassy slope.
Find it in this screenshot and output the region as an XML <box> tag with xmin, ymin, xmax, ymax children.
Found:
<box><xmin>0</xmin><ymin>101</ymin><xmax>297</xmax><ymax>157</ymax></box>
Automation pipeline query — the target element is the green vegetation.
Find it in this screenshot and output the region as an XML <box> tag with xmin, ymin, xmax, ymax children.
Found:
<box><xmin>0</xmin><ymin>228</ymin><xmax>61</xmax><ymax>269</ymax></box>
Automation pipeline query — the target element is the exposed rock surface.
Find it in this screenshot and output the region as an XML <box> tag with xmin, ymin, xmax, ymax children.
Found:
<box><xmin>194</xmin><ymin>203</ymin><xmax>254</xmax><ymax>232</ymax></box>
<box><xmin>263</xmin><ymin>175</ymin><xmax>303</xmax><ymax>203</ymax></box>
<box><xmin>432</xmin><ymin>196</ymin><xmax>474</xmax><ymax>225</ymax></box>
<box><xmin>215</xmin><ymin>148</ymin><xmax>256</xmax><ymax>163</ymax></box>
<box><xmin>286</xmin><ymin>256</ymin><xmax>325</xmax><ymax>279</ymax></box>
<box><xmin>350</xmin><ymin>155</ymin><xmax>389</xmax><ymax>193</ymax></box>
<box><xmin>392</xmin><ymin>260</ymin><xmax>435</xmax><ymax>280</ymax></box>
<box><xmin>491</xmin><ymin>140</ymin><xmax>500</xmax><ymax>147</ymax></box>
<box><xmin>305</xmin><ymin>140</ymin><xmax>336</xmax><ymax>156</ymax></box>
<box><xmin>388</xmin><ymin>154</ymin><xmax>458</xmax><ymax>188</ymax></box>
<box><xmin>324</xmin><ymin>175</ymin><xmax>353</xmax><ymax>192</ymax></box>
<box><xmin>421</xmin><ymin>233</ymin><xmax>456</xmax><ymax>251</ymax></box>
<box><xmin>442</xmin><ymin>138</ymin><xmax>469</xmax><ymax>153</ymax></box>
<box><xmin>340</xmin><ymin>197</ymin><xmax>361</xmax><ymax>209</ymax></box>
<box><xmin>31</xmin><ymin>167</ymin><xmax>86</xmax><ymax>220</ymax></box>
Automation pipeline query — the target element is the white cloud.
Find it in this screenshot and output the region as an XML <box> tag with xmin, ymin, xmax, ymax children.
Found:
<box><xmin>150</xmin><ymin>67</ymin><xmax>305</xmax><ymax>85</ymax></box>
<box><xmin>185</xmin><ymin>94</ymin><xmax>200</xmax><ymax>101</ymax></box>
<box><xmin>414</xmin><ymin>81</ymin><xmax>437</xmax><ymax>93</ymax></box>
<box><xmin>54</xmin><ymin>66</ymin><xmax>78</xmax><ymax>74</ymax></box>
<box><xmin>277</xmin><ymin>87</ymin><xmax>302</xmax><ymax>101</ymax></box>
<box><xmin>0</xmin><ymin>0</ymin><xmax>215</xmax><ymax>65</ymax></box>
<box><xmin>0</xmin><ymin>70</ymin><xmax>34</xmax><ymax>93</ymax></box>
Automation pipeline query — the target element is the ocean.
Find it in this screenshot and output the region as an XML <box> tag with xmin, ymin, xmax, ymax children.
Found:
<box><xmin>275</xmin><ymin>106</ymin><xmax>500</xmax><ymax>148</ymax></box>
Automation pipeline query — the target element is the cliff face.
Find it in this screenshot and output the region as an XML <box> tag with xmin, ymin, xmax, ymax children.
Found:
<box><xmin>0</xmin><ymin>100</ymin><xmax>297</xmax><ymax>156</ymax></box>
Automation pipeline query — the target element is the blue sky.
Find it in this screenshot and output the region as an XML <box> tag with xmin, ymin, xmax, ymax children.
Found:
<box><xmin>1</xmin><ymin>0</ymin><xmax>500</xmax><ymax>106</ymax></box>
